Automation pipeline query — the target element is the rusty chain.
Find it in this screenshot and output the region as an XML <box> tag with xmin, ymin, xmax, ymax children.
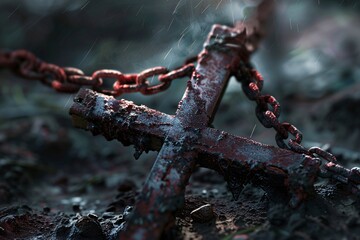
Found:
<box><xmin>233</xmin><ymin>64</ymin><xmax>358</xmax><ymax>195</ymax></box>
<box><xmin>0</xmin><ymin>49</ymin><xmax>195</xmax><ymax>96</ymax></box>
<box><xmin>234</xmin><ymin>62</ymin><xmax>337</xmax><ymax>164</ymax></box>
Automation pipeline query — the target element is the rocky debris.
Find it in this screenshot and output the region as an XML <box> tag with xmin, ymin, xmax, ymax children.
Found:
<box><xmin>0</xmin><ymin>206</ymin><xmax>53</xmax><ymax>240</ymax></box>
<box><xmin>190</xmin><ymin>204</ymin><xmax>216</xmax><ymax>223</ymax></box>
<box><xmin>55</xmin><ymin>215</ymin><xmax>106</xmax><ymax>240</ymax></box>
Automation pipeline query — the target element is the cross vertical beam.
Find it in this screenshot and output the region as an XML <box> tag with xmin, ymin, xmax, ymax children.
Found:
<box><xmin>119</xmin><ymin>25</ymin><xmax>247</xmax><ymax>239</ymax></box>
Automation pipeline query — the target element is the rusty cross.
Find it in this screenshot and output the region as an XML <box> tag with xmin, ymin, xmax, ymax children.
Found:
<box><xmin>70</xmin><ymin>20</ymin><xmax>320</xmax><ymax>239</ymax></box>
<box><xmin>1</xmin><ymin>1</ymin><xmax>360</xmax><ymax>239</ymax></box>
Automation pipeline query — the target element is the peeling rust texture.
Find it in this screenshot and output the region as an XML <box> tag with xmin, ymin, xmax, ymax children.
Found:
<box><xmin>197</xmin><ymin>128</ymin><xmax>320</xmax><ymax>207</ymax></box>
<box><xmin>70</xmin><ymin>88</ymin><xmax>173</xmax><ymax>152</ymax></box>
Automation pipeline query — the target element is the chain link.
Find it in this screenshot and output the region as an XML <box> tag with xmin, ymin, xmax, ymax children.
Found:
<box><xmin>0</xmin><ymin>49</ymin><xmax>195</xmax><ymax>96</ymax></box>
<box><xmin>234</xmin><ymin>62</ymin><xmax>337</xmax><ymax>164</ymax></box>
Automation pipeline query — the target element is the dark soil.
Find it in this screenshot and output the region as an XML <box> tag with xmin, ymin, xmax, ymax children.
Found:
<box><xmin>0</xmin><ymin>111</ymin><xmax>359</xmax><ymax>239</ymax></box>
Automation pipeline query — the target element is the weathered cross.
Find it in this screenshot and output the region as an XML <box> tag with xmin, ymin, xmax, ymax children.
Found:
<box><xmin>1</xmin><ymin>1</ymin><xmax>359</xmax><ymax>239</ymax></box>
<box><xmin>70</xmin><ymin>22</ymin><xmax>320</xmax><ymax>239</ymax></box>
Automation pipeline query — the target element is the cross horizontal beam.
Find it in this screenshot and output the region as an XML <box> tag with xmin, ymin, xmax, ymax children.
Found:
<box><xmin>70</xmin><ymin>88</ymin><xmax>320</xmax><ymax>209</ymax></box>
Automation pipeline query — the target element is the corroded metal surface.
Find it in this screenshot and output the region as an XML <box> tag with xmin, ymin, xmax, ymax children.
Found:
<box><xmin>197</xmin><ymin>127</ymin><xmax>320</xmax><ymax>207</ymax></box>
<box><xmin>70</xmin><ymin>88</ymin><xmax>173</xmax><ymax>154</ymax></box>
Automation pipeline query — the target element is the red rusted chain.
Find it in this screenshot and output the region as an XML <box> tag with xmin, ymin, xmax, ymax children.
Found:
<box><xmin>234</xmin><ymin>65</ymin><xmax>358</xmax><ymax>200</ymax></box>
<box><xmin>0</xmin><ymin>49</ymin><xmax>194</xmax><ymax>96</ymax></box>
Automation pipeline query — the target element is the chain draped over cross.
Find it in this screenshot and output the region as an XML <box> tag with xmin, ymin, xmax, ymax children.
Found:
<box><xmin>0</xmin><ymin>47</ymin><xmax>336</xmax><ymax>164</ymax></box>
